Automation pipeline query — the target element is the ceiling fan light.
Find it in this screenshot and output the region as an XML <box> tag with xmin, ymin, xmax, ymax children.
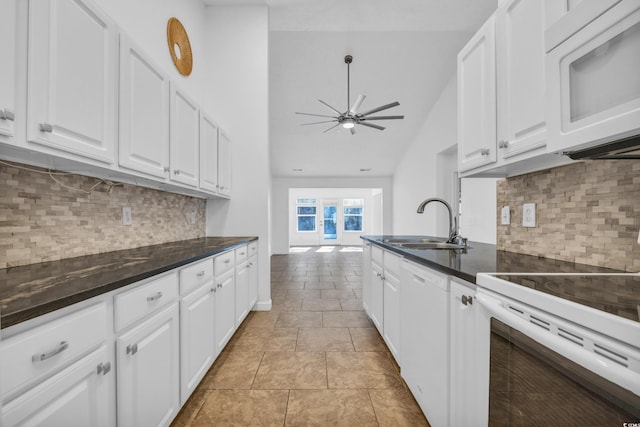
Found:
<box><xmin>342</xmin><ymin>119</ymin><xmax>355</xmax><ymax>129</ymax></box>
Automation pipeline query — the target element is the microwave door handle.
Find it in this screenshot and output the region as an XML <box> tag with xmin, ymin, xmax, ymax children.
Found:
<box><xmin>475</xmin><ymin>292</ymin><xmax>640</xmax><ymax>396</ymax></box>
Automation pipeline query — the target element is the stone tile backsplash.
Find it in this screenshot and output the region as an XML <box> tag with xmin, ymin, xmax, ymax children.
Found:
<box><xmin>1</xmin><ymin>161</ymin><xmax>206</xmax><ymax>269</ymax></box>
<box><xmin>497</xmin><ymin>160</ymin><xmax>640</xmax><ymax>272</ymax></box>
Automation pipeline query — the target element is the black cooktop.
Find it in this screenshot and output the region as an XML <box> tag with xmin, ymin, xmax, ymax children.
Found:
<box><xmin>492</xmin><ymin>274</ymin><xmax>640</xmax><ymax>323</ymax></box>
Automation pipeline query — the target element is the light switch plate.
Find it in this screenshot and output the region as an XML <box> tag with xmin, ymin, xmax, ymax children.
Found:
<box><xmin>501</xmin><ymin>206</ymin><xmax>510</xmax><ymax>225</ymax></box>
<box><xmin>122</xmin><ymin>207</ymin><xmax>132</xmax><ymax>226</ymax></box>
<box><xmin>523</xmin><ymin>203</ymin><xmax>536</xmax><ymax>228</ymax></box>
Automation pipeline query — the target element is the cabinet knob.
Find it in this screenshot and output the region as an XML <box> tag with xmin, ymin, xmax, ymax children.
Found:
<box><xmin>0</xmin><ymin>109</ymin><xmax>15</xmax><ymax>121</ymax></box>
<box><xmin>96</xmin><ymin>362</ymin><xmax>111</xmax><ymax>375</ymax></box>
<box><xmin>461</xmin><ymin>295</ymin><xmax>473</xmax><ymax>306</ymax></box>
<box><xmin>174</xmin><ymin>169</ymin><xmax>180</xmax><ymax>175</ymax></box>
<box><xmin>480</xmin><ymin>148</ymin><xmax>490</xmax><ymax>156</ymax></box>
<box><xmin>147</xmin><ymin>291</ymin><xmax>163</xmax><ymax>302</ymax></box>
<box><xmin>164</xmin><ymin>166</ymin><xmax>170</xmax><ymax>173</ymax></box>
<box><xmin>32</xmin><ymin>341</ymin><xmax>69</xmax><ymax>362</ymax></box>
<box><xmin>217</xmin><ymin>283</ymin><xmax>222</xmax><ymax>288</ymax></box>
<box><xmin>211</xmin><ymin>287</ymin><xmax>216</xmax><ymax>293</ymax></box>
<box><xmin>39</xmin><ymin>123</ymin><xmax>53</xmax><ymax>133</ymax></box>
<box><xmin>197</xmin><ymin>270</ymin><xmax>206</xmax><ymax>277</ymax></box>
<box><xmin>126</xmin><ymin>344</ymin><xmax>138</xmax><ymax>355</ymax></box>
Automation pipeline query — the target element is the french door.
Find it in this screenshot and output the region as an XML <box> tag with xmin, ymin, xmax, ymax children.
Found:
<box><xmin>320</xmin><ymin>199</ymin><xmax>341</xmax><ymax>245</ymax></box>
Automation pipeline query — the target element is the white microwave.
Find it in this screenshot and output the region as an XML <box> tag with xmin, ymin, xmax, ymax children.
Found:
<box><xmin>546</xmin><ymin>0</ymin><xmax>640</xmax><ymax>154</ymax></box>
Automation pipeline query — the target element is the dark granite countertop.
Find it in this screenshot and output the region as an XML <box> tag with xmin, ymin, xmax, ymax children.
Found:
<box><xmin>0</xmin><ymin>237</ymin><xmax>257</xmax><ymax>329</ymax></box>
<box><xmin>361</xmin><ymin>235</ymin><xmax>621</xmax><ymax>284</ymax></box>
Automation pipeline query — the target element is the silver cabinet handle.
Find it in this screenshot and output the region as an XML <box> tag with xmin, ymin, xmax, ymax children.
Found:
<box><xmin>147</xmin><ymin>291</ymin><xmax>163</xmax><ymax>302</ymax></box>
<box><xmin>224</xmin><ymin>259</ymin><xmax>230</xmax><ymax>264</ymax></box>
<box><xmin>217</xmin><ymin>283</ymin><xmax>222</xmax><ymax>288</ymax></box>
<box><xmin>0</xmin><ymin>109</ymin><xmax>15</xmax><ymax>121</ymax></box>
<box><xmin>197</xmin><ymin>270</ymin><xmax>206</xmax><ymax>277</ymax></box>
<box><xmin>480</xmin><ymin>148</ymin><xmax>490</xmax><ymax>156</ymax></box>
<box><xmin>461</xmin><ymin>295</ymin><xmax>473</xmax><ymax>306</ymax></box>
<box><xmin>32</xmin><ymin>341</ymin><xmax>69</xmax><ymax>362</ymax></box>
<box><xmin>126</xmin><ymin>344</ymin><xmax>138</xmax><ymax>355</ymax></box>
<box><xmin>39</xmin><ymin>123</ymin><xmax>53</xmax><ymax>133</ymax></box>
<box><xmin>173</xmin><ymin>169</ymin><xmax>180</xmax><ymax>175</ymax></box>
<box><xmin>211</xmin><ymin>287</ymin><xmax>216</xmax><ymax>293</ymax></box>
<box><xmin>97</xmin><ymin>362</ymin><xmax>111</xmax><ymax>375</ymax></box>
<box><xmin>498</xmin><ymin>141</ymin><xmax>509</xmax><ymax>149</ymax></box>
<box><xmin>215</xmin><ymin>184</ymin><xmax>220</xmax><ymax>189</ymax></box>
<box><xmin>164</xmin><ymin>166</ymin><xmax>170</xmax><ymax>172</ymax></box>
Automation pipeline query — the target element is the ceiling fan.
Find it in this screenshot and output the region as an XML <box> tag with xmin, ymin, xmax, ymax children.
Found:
<box><xmin>295</xmin><ymin>55</ymin><xmax>404</xmax><ymax>135</ymax></box>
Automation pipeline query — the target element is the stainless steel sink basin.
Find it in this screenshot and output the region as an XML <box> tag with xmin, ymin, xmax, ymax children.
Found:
<box><xmin>397</xmin><ymin>242</ymin><xmax>467</xmax><ymax>250</ymax></box>
<box><xmin>382</xmin><ymin>237</ymin><xmax>445</xmax><ymax>244</ymax></box>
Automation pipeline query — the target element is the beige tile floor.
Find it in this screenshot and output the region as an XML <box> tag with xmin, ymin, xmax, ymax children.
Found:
<box><xmin>171</xmin><ymin>246</ymin><xmax>430</xmax><ymax>426</ymax></box>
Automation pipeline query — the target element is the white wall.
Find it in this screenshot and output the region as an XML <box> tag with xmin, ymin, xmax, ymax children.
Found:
<box><xmin>203</xmin><ymin>6</ymin><xmax>272</xmax><ymax>310</ymax></box>
<box><xmin>95</xmin><ymin>0</ymin><xmax>207</xmax><ymax>106</ymax></box>
<box><xmin>392</xmin><ymin>75</ymin><xmax>497</xmax><ymax>243</ymax></box>
<box><xmin>288</xmin><ymin>188</ymin><xmax>381</xmax><ymax>247</ymax></box>
<box><xmin>272</xmin><ymin>176</ymin><xmax>393</xmax><ymax>254</ymax></box>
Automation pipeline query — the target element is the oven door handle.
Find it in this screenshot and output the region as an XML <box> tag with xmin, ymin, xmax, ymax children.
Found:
<box><xmin>475</xmin><ymin>291</ymin><xmax>640</xmax><ymax>396</ymax></box>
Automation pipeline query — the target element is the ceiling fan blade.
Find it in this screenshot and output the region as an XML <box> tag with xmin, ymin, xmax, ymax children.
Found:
<box><xmin>358</xmin><ymin>122</ymin><xmax>386</xmax><ymax>131</ymax></box>
<box><xmin>301</xmin><ymin>120</ymin><xmax>338</xmax><ymax>126</ymax></box>
<box><xmin>359</xmin><ymin>101</ymin><xmax>400</xmax><ymax>117</ymax></box>
<box><xmin>295</xmin><ymin>112</ymin><xmax>337</xmax><ymax>119</ymax></box>
<box><xmin>350</xmin><ymin>127</ymin><xmax>356</xmax><ymax>135</ymax></box>
<box><xmin>349</xmin><ymin>94</ymin><xmax>366</xmax><ymax>114</ymax></box>
<box><xmin>361</xmin><ymin>115</ymin><xmax>404</xmax><ymax>121</ymax></box>
<box><xmin>318</xmin><ymin>99</ymin><xmax>343</xmax><ymax>115</ymax></box>
<box><xmin>322</xmin><ymin>122</ymin><xmax>341</xmax><ymax>133</ymax></box>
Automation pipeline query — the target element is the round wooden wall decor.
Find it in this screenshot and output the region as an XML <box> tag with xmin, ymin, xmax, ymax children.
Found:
<box><xmin>167</xmin><ymin>17</ymin><xmax>193</xmax><ymax>76</ymax></box>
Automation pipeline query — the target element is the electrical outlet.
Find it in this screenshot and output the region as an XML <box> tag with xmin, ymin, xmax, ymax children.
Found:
<box><xmin>190</xmin><ymin>211</ymin><xmax>196</xmax><ymax>225</ymax></box>
<box><xmin>501</xmin><ymin>206</ymin><xmax>510</xmax><ymax>225</ymax></box>
<box><xmin>522</xmin><ymin>203</ymin><xmax>536</xmax><ymax>228</ymax></box>
<box><xmin>122</xmin><ymin>207</ymin><xmax>132</xmax><ymax>226</ymax></box>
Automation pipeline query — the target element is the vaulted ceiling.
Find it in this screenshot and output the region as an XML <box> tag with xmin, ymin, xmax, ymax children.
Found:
<box><xmin>204</xmin><ymin>0</ymin><xmax>497</xmax><ymax>177</ymax></box>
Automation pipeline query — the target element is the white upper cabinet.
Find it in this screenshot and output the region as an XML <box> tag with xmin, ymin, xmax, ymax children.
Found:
<box><xmin>170</xmin><ymin>85</ymin><xmax>199</xmax><ymax>188</ymax></box>
<box><xmin>217</xmin><ymin>130</ymin><xmax>232</xmax><ymax>197</ymax></box>
<box><xmin>199</xmin><ymin>113</ymin><xmax>220</xmax><ymax>193</ymax></box>
<box><xmin>546</xmin><ymin>0</ymin><xmax>640</xmax><ymax>154</ymax></box>
<box><xmin>27</xmin><ymin>0</ymin><xmax>117</xmax><ymax>164</ymax></box>
<box><xmin>458</xmin><ymin>14</ymin><xmax>497</xmax><ymax>173</ymax></box>
<box><xmin>119</xmin><ymin>34</ymin><xmax>170</xmax><ymax>179</ymax></box>
<box><xmin>496</xmin><ymin>0</ymin><xmax>547</xmax><ymax>159</ymax></box>
<box><xmin>0</xmin><ymin>0</ymin><xmax>17</xmax><ymax>138</ymax></box>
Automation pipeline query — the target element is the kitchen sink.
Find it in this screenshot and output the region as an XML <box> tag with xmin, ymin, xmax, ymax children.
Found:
<box><xmin>397</xmin><ymin>242</ymin><xmax>467</xmax><ymax>250</ymax></box>
<box><xmin>382</xmin><ymin>237</ymin><xmax>445</xmax><ymax>244</ymax></box>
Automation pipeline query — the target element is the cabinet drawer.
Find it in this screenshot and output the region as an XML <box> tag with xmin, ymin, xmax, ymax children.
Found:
<box><xmin>214</xmin><ymin>250</ymin><xmax>234</xmax><ymax>275</ymax></box>
<box><xmin>248</xmin><ymin>241</ymin><xmax>258</xmax><ymax>257</ymax></box>
<box><xmin>235</xmin><ymin>245</ymin><xmax>248</xmax><ymax>263</ymax></box>
<box><xmin>371</xmin><ymin>245</ymin><xmax>383</xmax><ymax>264</ymax></box>
<box><xmin>384</xmin><ymin>250</ymin><xmax>402</xmax><ymax>276</ymax></box>
<box><xmin>114</xmin><ymin>271</ymin><xmax>178</xmax><ymax>332</ymax></box>
<box><xmin>1</xmin><ymin>303</ymin><xmax>107</xmax><ymax>399</ymax></box>
<box><xmin>180</xmin><ymin>257</ymin><xmax>214</xmax><ymax>296</ymax></box>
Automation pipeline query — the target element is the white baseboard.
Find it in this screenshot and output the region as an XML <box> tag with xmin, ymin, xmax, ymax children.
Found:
<box><xmin>254</xmin><ymin>299</ymin><xmax>272</xmax><ymax>311</ymax></box>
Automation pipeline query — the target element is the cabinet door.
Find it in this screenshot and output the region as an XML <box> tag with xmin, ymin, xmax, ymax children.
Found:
<box><xmin>235</xmin><ymin>261</ymin><xmax>250</xmax><ymax>325</ymax></box>
<box><xmin>369</xmin><ymin>261</ymin><xmax>384</xmax><ymax>333</ymax></box>
<box><xmin>27</xmin><ymin>0</ymin><xmax>117</xmax><ymax>164</ymax></box>
<box><xmin>361</xmin><ymin>242</ymin><xmax>372</xmax><ymax>314</ymax></box>
<box><xmin>180</xmin><ymin>284</ymin><xmax>215</xmax><ymax>404</ymax></box>
<box><xmin>215</xmin><ymin>270</ymin><xmax>235</xmax><ymax>355</ymax></box>
<box><xmin>382</xmin><ymin>269</ymin><xmax>400</xmax><ymax>362</ymax></box>
<box><xmin>170</xmin><ymin>85</ymin><xmax>199</xmax><ymax>187</ymax></box>
<box><xmin>119</xmin><ymin>34</ymin><xmax>170</xmax><ymax>179</ymax></box>
<box><xmin>0</xmin><ymin>0</ymin><xmax>16</xmax><ymax>138</ymax></box>
<box><xmin>3</xmin><ymin>346</ymin><xmax>113</xmax><ymax>427</ymax></box>
<box><xmin>248</xmin><ymin>255</ymin><xmax>258</xmax><ymax>308</ymax></box>
<box><xmin>458</xmin><ymin>14</ymin><xmax>497</xmax><ymax>172</ymax></box>
<box><xmin>117</xmin><ymin>303</ymin><xmax>180</xmax><ymax>427</ymax></box>
<box><xmin>497</xmin><ymin>0</ymin><xmax>547</xmax><ymax>159</ymax></box>
<box><xmin>449</xmin><ymin>281</ymin><xmax>480</xmax><ymax>427</ymax></box>
<box><xmin>199</xmin><ymin>113</ymin><xmax>220</xmax><ymax>193</ymax></box>
<box><xmin>218</xmin><ymin>131</ymin><xmax>232</xmax><ymax>197</ymax></box>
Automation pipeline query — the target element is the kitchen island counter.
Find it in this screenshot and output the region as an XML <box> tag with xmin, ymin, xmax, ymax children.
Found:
<box><xmin>0</xmin><ymin>237</ymin><xmax>257</xmax><ymax>328</ymax></box>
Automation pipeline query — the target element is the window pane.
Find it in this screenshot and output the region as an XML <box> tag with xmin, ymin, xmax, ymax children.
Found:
<box><xmin>344</xmin><ymin>207</ymin><xmax>363</xmax><ymax>215</ymax></box>
<box><xmin>298</xmin><ymin>216</ymin><xmax>316</xmax><ymax>231</ymax></box>
<box><xmin>297</xmin><ymin>206</ymin><xmax>316</xmax><ymax>215</ymax></box>
<box><xmin>297</xmin><ymin>198</ymin><xmax>317</xmax><ymax>204</ymax></box>
<box><xmin>344</xmin><ymin>215</ymin><xmax>362</xmax><ymax>231</ymax></box>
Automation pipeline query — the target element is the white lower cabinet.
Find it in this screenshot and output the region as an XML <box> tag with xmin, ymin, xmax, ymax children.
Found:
<box><xmin>449</xmin><ymin>279</ymin><xmax>480</xmax><ymax>427</ymax></box>
<box><xmin>400</xmin><ymin>259</ymin><xmax>450</xmax><ymax>427</ymax></box>
<box><xmin>369</xmin><ymin>260</ymin><xmax>384</xmax><ymax>332</ymax></box>
<box><xmin>215</xmin><ymin>268</ymin><xmax>236</xmax><ymax>355</ymax></box>
<box><xmin>3</xmin><ymin>346</ymin><xmax>113</xmax><ymax>427</ymax></box>
<box><xmin>180</xmin><ymin>283</ymin><xmax>215</xmax><ymax>404</ymax></box>
<box><xmin>248</xmin><ymin>241</ymin><xmax>259</xmax><ymax>309</ymax></box>
<box><xmin>116</xmin><ymin>303</ymin><xmax>180</xmax><ymax>427</ymax></box>
<box><xmin>361</xmin><ymin>241</ymin><xmax>372</xmax><ymax>313</ymax></box>
<box><xmin>382</xmin><ymin>251</ymin><xmax>402</xmax><ymax>362</ymax></box>
<box><xmin>235</xmin><ymin>245</ymin><xmax>250</xmax><ymax>326</ymax></box>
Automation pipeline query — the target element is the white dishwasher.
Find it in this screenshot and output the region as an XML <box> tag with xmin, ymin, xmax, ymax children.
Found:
<box><xmin>400</xmin><ymin>259</ymin><xmax>450</xmax><ymax>427</ymax></box>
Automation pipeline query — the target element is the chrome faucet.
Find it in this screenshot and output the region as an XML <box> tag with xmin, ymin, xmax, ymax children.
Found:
<box><xmin>416</xmin><ymin>198</ymin><xmax>464</xmax><ymax>245</ymax></box>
